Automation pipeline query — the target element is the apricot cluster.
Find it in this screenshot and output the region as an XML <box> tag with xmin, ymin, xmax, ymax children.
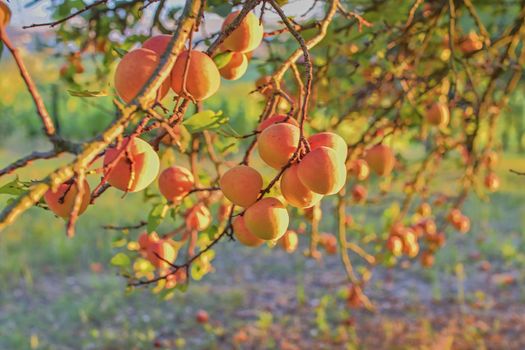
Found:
<box><xmin>114</xmin><ymin>10</ymin><xmax>264</xmax><ymax>103</ymax></box>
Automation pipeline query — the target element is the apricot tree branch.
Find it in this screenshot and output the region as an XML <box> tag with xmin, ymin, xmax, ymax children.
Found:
<box><xmin>23</xmin><ymin>0</ymin><xmax>109</xmax><ymax>29</ymax></box>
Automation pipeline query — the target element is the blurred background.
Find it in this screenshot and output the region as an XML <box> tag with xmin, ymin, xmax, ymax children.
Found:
<box><xmin>1</xmin><ymin>1</ymin><xmax>525</xmax><ymax>349</ymax></box>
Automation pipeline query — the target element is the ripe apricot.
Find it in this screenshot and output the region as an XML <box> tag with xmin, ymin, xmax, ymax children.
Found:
<box><xmin>138</xmin><ymin>231</ymin><xmax>160</xmax><ymax>257</ymax></box>
<box><xmin>146</xmin><ymin>240</ymin><xmax>176</xmax><ymax>269</ymax></box>
<box><xmin>114</xmin><ymin>48</ymin><xmax>170</xmax><ymax>103</ymax></box>
<box><xmin>308</xmin><ymin>132</ymin><xmax>348</xmax><ymax>163</ymax></box>
<box><xmin>364</xmin><ymin>144</ymin><xmax>395</xmax><ymax>176</ymax></box>
<box><xmin>232</xmin><ymin>215</ymin><xmax>264</xmax><ymax>247</ymax></box>
<box><xmin>142</xmin><ymin>34</ymin><xmax>171</xmax><ymax>56</ymax></box>
<box><xmin>319</xmin><ymin>233</ymin><xmax>337</xmax><ymax>255</ymax></box>
<box><xmin>447</xmin><ymin>209</ymin><xmax>463</xmax><ymax>226</ymax></box>
<box><xmin>158</xmin><ymin>166</ymin><xmax>194</xmax><ymax>202</ymax></box>
<box><xmin>459</xmin><ymin>32</ymin><xmax>482</xmax><ymax>53</ymax></box>
<box><xmin>297</xmin><ymin>147</ymin><xmax>346</xmax><ymax>195</ymax></box>
<box><xmin>196</xmin><ymin>310</ymin><xmax>209</xmax><ymax>324</ymax></box>
<box><xmin>417</xmin><ymin>202</ymin><xmax>432</xmax><ymax>217</ymax></box>
<box><xmin>279</xmin><ymin>230</ymin><xmax>299</xmax><ymax>253</ymax></box>
<box><xmin>186</xmin><ymin>203</ymin><xmax>212</xmax><ymax>231</ymax></box>
<box><xmin>257</xmin><ymin>114</ymin><xmax>298</xmax><ymax>132</ymax></box>
<box><xmin>44</xmin><ymin>180</ymin><xmax>91</xmax><ymax>218</ymax></box>
<box><xmin>387</xmin><ymin>235</ymin><xmax>403</xmax><ymax>257</ymax></box>
<box><xmin>219</xmin><ymin>52</ymin><xmax>248</xmax><ymax>80</ymax></box>
<box><xmin>420</xmin><ymin>251</ymin><xmax>435</xmax><ymax>267</ymax></box>
<box><xmin>351</xmin><ymin>159</ymin><xmax>370</xmax><ymax>181</ymax></box>
<box><xmin>280</xmin><ymin>164</ymin><xmax>323</xmax><ymax>208</ymax></box>
<box><xmin>456</xmin><ymin>215</ymin><xmax>470</xmax><ymax>234</ymax></box>
<box><xmin>171</xmin><ymin>50</ymin><xmax>220</xmax><ymax>101</ymax></box>
<box><xmin>222</xmin><ymin>11</ymin><xmax>263</xmax><ymax>53</ymax></box>
<box><xmin>103</xmin><ymin>137</ymin><xmax>160</xmax><ymax>192</ymax></box>
<box><xmin>0</xmin><ymin>1</ymin><xmax>11</xmax><ymax>28</ymax></box>
<box><xmin>220</xmin><ymin>165</ymin><xmax>263</xmax><ymax>207</ymax></box>
<box><xmin>244</xmin><ymin>197</ymin><xmax>289</xmax><ymax>240</ymax></box>
<box><xmin>484</xmin><ymin>173</ymin><xmax>500</xmax><ymax>192</ymax></box>
<box><xmin>351</xmin><ymin>184</ymin><xmax>367</xmax><ymax>203</ymax></box>
<box><xmin>426</xmin><ymin>102</ymin><xmax>449</xmax><ymax>127</ymax></box>
<box><xmin>258</xmin><ymin>123</ymin><xmax>300</xmax><ymax>169</ymax></box>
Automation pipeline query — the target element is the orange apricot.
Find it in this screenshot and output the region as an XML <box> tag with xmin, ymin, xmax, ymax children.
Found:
<box><xmin>484</xmin><ymin>173</ymin><xmax>500</xmax><ymax>192</ymax></box>
<box><xmin>319</xmin><ymin>233</ymin><xmax>338</xmax><ymax>255</ymax></box>
<box><xmin>420</xmin><ymin>251</ymin><xmax>435</xmax><ymax>268</ymax></box>
<box><xmin>44</xmin><ymin>180</ymin><xmax>91</xmax><ymax>218</ymax></box>
<box><xmin>257</xmin><ymin>114</ymin><xmax>298</xmax><ymax>132</ymax></box>
<box><xmin>142</xmin><ymin>34</ymin><xmax>171</xmax><ymax>56</ymax></box>
<box><xmin>219</xmin><ymin>52</ymin><xmax>248</xmax><ymax>80</ymax></box>
<box><xmin>351</xmin><ymin>184</ymin><xmax>367</xmax><ymax>203</ymax></box>
<box><xmin>417</xmin><ymin>202</ymin><xmax>432</xmax><ymax>217</ymax></box>
<box><xmin>232</xmin><ymin>215</ymin><xmax>264</xmax><ymax>247</ymax></box>
<box><xmin>186</xmin><ymin>203</ymin><xmax>211</xmax><ymax>231</ymax></box>
<box><xmin>281</xmin><ymin>164</ymin><xmax>322</xmax><ymax>208</ymax></box>
<box><xmin>459</xmin><ymin>32</ymin><xmax>483</xmax><ymax>53</ymax></box>
<box><xmin>308</xmin><ymin>132</ymin><xmax>348</xmax><ymax>163</ymax></box>
<box><xmin>219</xmin><ymin>165</ymin><xmax>263</xmax><ymax>207</ymax></box>
<box><xmin>279</xmin><ymin>230</ymin><xmax>299</xmax><ymax>253</ymax></box>
<box><xmin>297</xmin><ymin>147</ymin><xmax>346</xmax><ymax>195</ymax></box>
<box><xmin>364</xmin><ymin>144</ymin><xmax>395</xmax><ymax>176</ymax></box>
<box><xmin>426</xmin><ymin>102</ymin><xmax>449</xmax><ymax>127</ymax></box>
<box><xmin>146</xmin><ymin>240</ymin><xmax>176</xmax><ymax>269</ymax></box>
<box><xmin>222</xmin><ymin>11</ymin><xmax>264</xmax><ymax>53</ymax></box>
<box><xmin>103</xmin><ymin>137</ymin><xmax>160</xmax><ymax>193</ymax></box>
<box><xmin>171</xmin><ymin>50</ymin><xmax>220</xmax><ymax>101</ymax></box>
<box><xmin>387</xmin><ymin>235</ymin><xmax>403</xmax><ymax>257</ymax></box>
<box><xmin>138</xmin><ymin>231</ymin><xmax>160</xmax><ymax>257</ymax></box>
<box><xmin>351</xmin><ymin>159</ymin><xmax>370</xmax><ymax>181</ymax></box>
<box><xmin>244</xmin><ymin>197</ymin><xmax>289</xmax><ymax>240</ymax></box>
<box><xmin>258</xmin><ymin>123</ymin><xmax>300</xmax><ymax>169</ymax></box>
<box><xmin>114</xmin><ymin>48</ymin><xmax>170</xmax><ymax>103</ymax></box>
<box><xmin>158</xmin><ymin>166</ymin><xmax>194</xmax><ymax>202</ymax></box>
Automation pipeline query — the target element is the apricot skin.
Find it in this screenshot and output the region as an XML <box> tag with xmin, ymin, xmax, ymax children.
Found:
<box><xmin>258</xmin><ymin>123</ymin><xmax>300</xmax><ymax>169</ymax></box>
<box><xmin>44</xmin><ymin>180</ymin><xmax>91</xmax><ymax>218</ymax></box>
<box><xmin>114</xmin><ymin>48</ymin><xmax>170</xmax><ymax>103</ymax></box>
<box><xmin>244</xmin><ymin>197</ymin><xmax>289</xmax><ymax>241</ymax></box>
<box><xmin>171</xmin><ymin>50</ymin><xmax>220</xmax><ymax>101</ymax></box>
<box><xmin>158</xmin><ymin>166</ymin><xmax>194</xmax><ymax>202</ymax></box>
<box><xmin>426</xmin><ymin>102</ymin><xmax>449</xmax><ymax>127</ymax></box>
<box><xmin>308</xmin><ymin>132</ymin><xmax>348</xmax><ymax>163</ymax></box>
<box><xmin>103</xmin><ymin>137</ymin><xmax>160</xmax><ymax>193</ymax></box>
<box><xmin>232</xmin><ymin>216</ymin><xmax>264</xmax><ymax>247</ymax></box>
<box><xmin>186</xmin><ymin>204</ymin><xmax>211</xmax><ymax>231</ymax></box>
<box><xmin>142</xmin><ymin>35</ymin><xmax>171</xmax><ymax>56</ymax></box>
<box><xmin>280</xmin><ymin>164</ymin><xmax>322</xmax><ymax>208</ymax></box>
<box><xmin>222</xmin><ymin>11</ymin><xmax>264</xmax><ymax>53</ymax></box>
<box><xmin>219</xmin><ymin>52</ymin><xmax>248</xmax><ymax>80</ymax></box>
<box><xmin>257</xmin><ymin>114</ymin><xmax>298</xmax><ymax>132</ymax></box>
<box><xmin>220</xmin><ymin>165</ymin><xmax>262</xmax><ymax>207</ymax></box>
<box><xmin>364</xmin><ymin>144</ymin><xmax>395</xmax><ymax>176</ymax></box>
<box><xmin>279</xmin><ymin>230</ymin><xmax>299</xmax><ymax>253</ymax></box>
<box><xmin>298</xmin><ymin>147</ymin><xmax>346</xmax><ymax>195</ymax></box>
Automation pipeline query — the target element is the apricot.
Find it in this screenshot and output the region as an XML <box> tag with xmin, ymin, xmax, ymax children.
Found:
<box><xmin>426</xmin><ymin>102</ymin><xmax>449</xmax><ymax>127</ymax></box>
<box><xmin>103</xmin><ymin>137</ymin><xmax>160</xmax><ymax>192</ymax></box>
<box><xmin>142</xmin><ymin>34</ymin><xmax>171</xmax><ymax>56</ymax></box>
<box><xmin>279</xmin><ymin>230</ymin><xmax>299</xmax><ymax>253</ymax></box>
<box><xmin>138</xmin><ymin>231</ymin><xmax>160</xmax><ymax>257</ymax></box>
<box><xmin>232</xmin><ymin>215</ymin><xmax>264</xmax><ymax>247</ymax></box>
<box><xmin>387</xmin><ymin>235</ymin><xmax>403</xmax><ymax>257</ymax></box>
<box><xmin>447</xmin><ymin>209</ymin><xmax>463</xmax><ymax>226</ymax></box>
<box><xmin>158</xmin><ymin>166</ymin><xmax>194</xmax><ymax>202</ymax></box>
<box><xmin>364</xmin><ymin>144</ymin><xmax>395</xmax><ymax>176</ymax></box>
<box><xmin>319</xmin><ymin>233</ymin><xmax>337</xmax><ymax>255</ymax></box>
<box><xmin>456</xmin><ymin>215</ymin><xmax>470</xmax><ymax>234</ymax></box>
<box><xmin>244</xmin><ymin>197</ymin><xmax>289</xmax><ymax>240</ymax></box>
<box><xmin>186</xmin><ymin>203</ymin><xmax>211</xmax><ymax>231</ymax></box>
<box><xmin>219</xmin><ymin>52</ymin><xmax>248</xmax><ymax>80</ymax></box>
<box><xmin>258</xmin><ymin>123</ymin><xmax>300</xmax><ymax>169</ymax></box>
<box><xmin>420</xmin><ymin>251</ymin><xmax>435</xmax><ymax>267</ymax></box>
<box><xmin>308</xmin><ymin>132</ymin><xmax>348</xmax><ymax>163</ymax></box>
<box><xmin>220</xmin><ymin>165</ymin><xmax>262</xmax><ymax>207</ymax></box>
<box><xmin>459</xmin><ymin>32</ymin><xmax>482</xmax><ymax>53</ymax></box>
<box><xmin>196</xmin><ymin>310</ymin><xmax>209</xmax><ymax>324</ymax></box>
<box><xmin>280</xmin><ymin>164</ymin><xmax>323</xmax><ymax>208</ymax></box>
<box><xmin>44</xmin><ymin>180</ymin><xmax>91</xmax><ymax>218</ymax></box>
<box><xmin>222</xmin><ymin>11</ymin><xmax>263</xmax><ymax>53</ymax></box>
<box><xmin>484</xmin><ymin>173</ymin><xmax>500</xmax><ymax>192</ymax></box>
<box><xmin>417</xmin><ymin>202</ymin><xmax>432</xmax><ymax>217</ymax></box>
<box><xmin>351</xmin><ymin>184</ymin><xmax>367</xmax><ymax>203</ymax></box>
<box><xmin>146</xmin><ymin>240</ymin><xmax>176</xmax><ymax>269</ymax></box>
<box><xmin>297</xmin><ymin>147</ymin><xmax>346</xmax><ymax>195</ymax></box>
<box><xmin>0</xmin><ymin>1</ymin><xmax>10</xmax><ymax>28</ymax></box>
<box><xmin>114</xmin><ymin>48</ymin><xmax>170</xmax><ymax>103</ymax></box>
<box><xmin>257</xmin><ymin>114</ymin><xmax>298</xmax><ymax>132</ymax></box>
<box><xmin>171</xmin><ymin>50</ymin><xmax>220</xmax><ymax>101</ymax></box>
<box><xmin>351</xmin><ymin>159</ymin><xmax>370</xmax><ymax>181</ymax></box>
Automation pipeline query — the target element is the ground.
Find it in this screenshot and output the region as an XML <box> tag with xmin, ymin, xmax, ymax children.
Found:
<box><xmin>0</xmin><ymin>152</ymin><xmax>524</xmax><ymax>350</ymax></box>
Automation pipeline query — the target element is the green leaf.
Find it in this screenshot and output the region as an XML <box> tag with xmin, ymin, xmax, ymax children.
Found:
<box><xmin>213</xmin><ymin>51</ymin><xmax>233</xmax><ymax>69</ymax></box>
<box><xmin>110</xmin><ymin>253</ymin><xmax>131</xmax><ymax>267</ymax></box>
<box><xmin>183</xmin><ymin>110</ymin><xmax>228</xmax><ymax>133</ymax></box>
<box><xmin>0</xmin><ymin>176</ymin><xmax>25</xmax><ymax>196</ymax></box>
<box><xmin>112</xmin><ymin>47</ymin><xmax>128</xmax><ymax>58</ymax></box>
<box><xmin>67</xmin><ymin>89</ymin><xmax>108</xmax><ymax>98</ymax></box>
<box><xmin>147</xmin><ymin>203</ymin><xmax>168</xmax><ymax>233</ymax></box>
